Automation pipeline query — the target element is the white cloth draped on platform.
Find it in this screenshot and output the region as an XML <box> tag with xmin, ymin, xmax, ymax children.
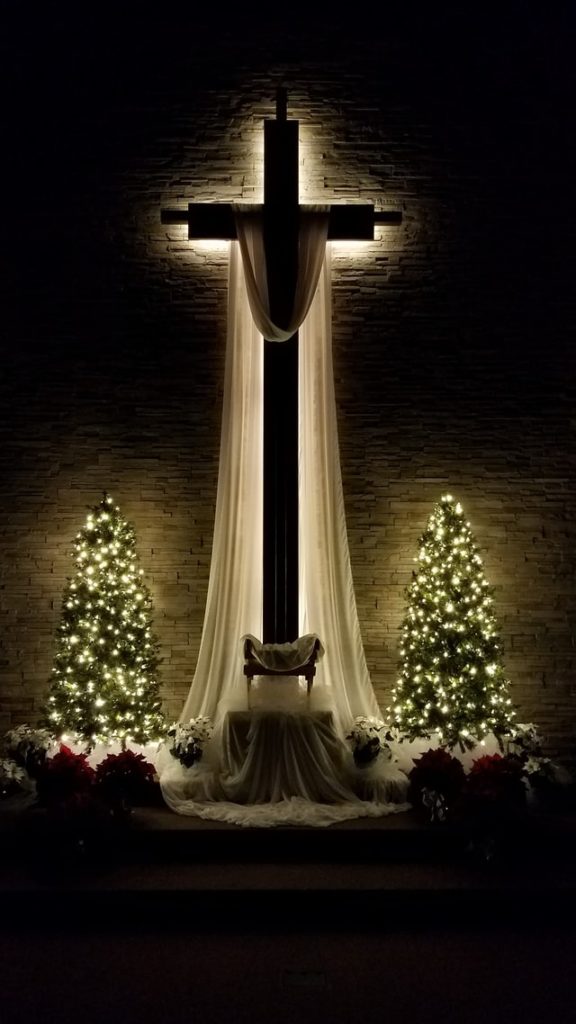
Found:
<box><xmin>159</xmin><ymin>706</ymin><xmax>409</xmax><ymax>827</ymax></box>
<box><xmin>160</xmin><ymin>215</ymin><xmax>407</xmax><ymax>825</ymax></box>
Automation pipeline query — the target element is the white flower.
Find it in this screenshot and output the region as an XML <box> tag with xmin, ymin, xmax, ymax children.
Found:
<box><xmin>2</xmin><ymin>724</ymin><xmax>53</xmax><ymax>770</ymax></box>
<box><xmin>506</xmin><ymin>722</ymin><xmax>543</xmax><ymax>757</ymax></box>
<box><xmin>167</xmin><ymin>717</ymin><xmax>214</xmax><ymax>767</ymax></box>
<box><xmin>0</xmin><ymin>758</ymin><xmax>27</xmax><ymax>791</ymax></box>
<box><xmin>346</xmin><ymin>716</ymin><xmax>394</xmax><ymax>764</ymax></box>
<box><xmin>524</xmin><ymin>755</ymin><xmax>552</xmax><ymax>777</ymax></box>
<box><xmin>3</xmin><ymin>724</ymin><xmax>53</xmax><ymax>763</ymax></box>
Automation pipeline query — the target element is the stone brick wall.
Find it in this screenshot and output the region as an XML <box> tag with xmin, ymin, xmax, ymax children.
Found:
<box><xmin>1</xmin><ymin>13</ymin><xmax>574</xmax><ymax>762</ymax></box>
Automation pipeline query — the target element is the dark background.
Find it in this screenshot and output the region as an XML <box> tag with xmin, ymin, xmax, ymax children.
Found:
<box><xmin>0</xmin><ymin>9</ymin><xmax>575</xmax><ymax>1024</ymax></box>
<box><xmin>1</xmin><ymin>4</ymin><xmax>575</xmax><ymax>760</ymax></box>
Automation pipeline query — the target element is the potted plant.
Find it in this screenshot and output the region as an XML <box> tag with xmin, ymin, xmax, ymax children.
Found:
<box><xmin>95</xmin><ymin>749</ymin><xmax>157</xmax><ymax>818</ymax></box>
<box><xmin>346</xmin><ymin>717</ymin><xmax>393</xmax><ymax>767</ymax></box>
<box><xmin>409</xmin><ymin>747</ymin><xmax>466</xmax><ymax>823</ymax></box>
<box><xmin>35</xmin><ymin>744</ymin><xmax>96</xmax><ymax>820</ymax></box>
<box><xmin>0</xmin><ymin>758</ymin><xmax>28</xmax><ymax>799</ymax></box>
<box><xmin>167</xmin><ymin>717</ymin><xmax>213</xmax><ymax>768</ymax></box>
<box><xmin>3</xmin><ymin>724</ymin><xmax>53</xmax><ymax>779</ymax></box>
<box><xmin>505</xmin><ymin>722</ymin><xmax>572</xmax><ymax>811</ymax></box>
<box><xmin>465</xmin><ymin>753</ymin><xmax>526</xmax><ymax>820</ymax></box>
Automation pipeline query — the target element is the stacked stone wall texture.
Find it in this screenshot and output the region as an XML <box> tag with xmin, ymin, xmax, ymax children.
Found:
<box><xmin>1</xmin><ymin>16</ymin><xmax>574</xmax><ymax>762</ymax></box>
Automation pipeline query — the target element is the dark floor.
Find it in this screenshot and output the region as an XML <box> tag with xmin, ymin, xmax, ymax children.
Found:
<box><xmin>1</xmin><ymin>802</ymin><xmax>575</xmax><ymax>1024</ymax></box>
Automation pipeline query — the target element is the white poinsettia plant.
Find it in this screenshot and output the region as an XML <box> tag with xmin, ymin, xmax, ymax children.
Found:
<box><xmin>0</xmin><ymin>758</ymin><xmax>28</xmax><ymax>797</ymax></box>
<box><xmin>167</xmin><ymin>717</ymin><xmax>214</xmax><ymax>769</ymax></box>
<box><xmin>346</xmin><ymin>716</ymin><xmax>393</xmax><ymax>767</ymax></box>
<box><xmin>504</xmin><ymin>722</ymin><xmax>544</xmax><ymax>759</ymax></box>
<box><xmin>505</xmin><ymin>722</ymin><xmax>568</xmax><ymax>787</ymax></box>
<box><xmin>3</xmin><ymin>724</ymin><xmax>54</xmax><ymax>775</ymax></box>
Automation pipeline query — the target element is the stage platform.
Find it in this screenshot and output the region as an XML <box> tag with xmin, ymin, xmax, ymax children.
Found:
<box><xmin>1</xmin><ymin>802</ymin><xmax>576</xmax><ymax>1024</ymax></box>
<box><xmin>1</xmin><ymin>800</ymin><xmax>576</xmax><ymax>928</ymax></box>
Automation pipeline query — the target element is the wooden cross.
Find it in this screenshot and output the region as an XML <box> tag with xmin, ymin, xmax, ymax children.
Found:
<box><xmin>161</xmin><ymin>89</ymin><xmax>402</xmax><ymax>644</ymax></box>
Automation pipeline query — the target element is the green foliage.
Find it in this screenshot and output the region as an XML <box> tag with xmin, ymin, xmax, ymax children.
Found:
<box><xmin>389</xmin><ymin>494</ymin><xmax>515</xmax><ymax>748</ymax></box>
<box><xmin>44</xmin><ymin>494</ymin><xmax>164</xmax><ymax>745</ymax></box>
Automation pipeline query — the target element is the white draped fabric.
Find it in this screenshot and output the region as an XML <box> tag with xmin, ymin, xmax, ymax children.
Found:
<box><xmin>242</xmin><ymin>634</ymin><xmax>324</xmax><ymax>672</ymax></box>
<box><xmin>178</xmin><ymin>242</ymin><xmax>263</xmax><ymax>724</ymax></box>
<box><xmin>160</xmin><ymin>219</ymin><xmax>409</xmax><ymax>825</ymax></box>
<box><xmin>235</xmin><ymin>206</ymin><xmax>329</xmax><ymax>341</ymax></box>
<box><xmin>299</xmin><ymin>249</ymin><xmax>381</xmax><ymax>733</ymax></box>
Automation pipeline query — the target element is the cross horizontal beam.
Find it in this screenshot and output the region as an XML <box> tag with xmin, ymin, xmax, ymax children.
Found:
<box><xmin>161</xmin><ymin>203</ymin><xmax>402</xmax><ymax>239</ymax></box>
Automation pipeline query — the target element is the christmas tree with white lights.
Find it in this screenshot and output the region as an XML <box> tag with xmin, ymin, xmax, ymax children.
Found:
<box><xmin>389</xmin><ymin>494</ymin><xmax>515</xmax><ymax>749</ymax></box>
<box><xmin>45</xmin><ymin>494</ymin><xmax>164</xmax><ymax>746</ymax></box>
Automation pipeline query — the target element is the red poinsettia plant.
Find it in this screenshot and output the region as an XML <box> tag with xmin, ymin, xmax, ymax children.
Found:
<box><xmin>466</xmin><ymin>753</ymin><xmax>526</xmax><ymax>808</ymax></box>
<box><xmin>409</xmin><ymin>748</ymin><xmax>466</xmax><ymax>805</ymax></box>
<box><xmin>36</xmin><ymin>744</ymin><xmax>96</xmax><ymax>812</ymax></box>
<box><xmin>95</xmin><ymin>749</ymin><xmax>157</xmax><ymax>806</ymax></box>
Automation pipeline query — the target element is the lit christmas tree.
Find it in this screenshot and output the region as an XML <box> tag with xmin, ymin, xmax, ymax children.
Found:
<box><xmin>45</xmin><ymin>494</ymin><xmax>164</xmax><ymax>746</ymax></box>
<box><xmin>389</xmin><ymin>494</ymin><xmax>515</xmax><ymax>749</ymax></box>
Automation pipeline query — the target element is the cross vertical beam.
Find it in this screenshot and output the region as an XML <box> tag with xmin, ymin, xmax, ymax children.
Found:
<box><xmin>262</xmin><ymin>90</ymin><xmax>299</xmax><ymax>642</ymax></box>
